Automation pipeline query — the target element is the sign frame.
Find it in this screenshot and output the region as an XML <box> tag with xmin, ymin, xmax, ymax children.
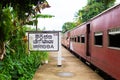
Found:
<box><xmin>28</xmin><ymin>31</ymin><xmax>60</xmax><ymax>51</ymax></box>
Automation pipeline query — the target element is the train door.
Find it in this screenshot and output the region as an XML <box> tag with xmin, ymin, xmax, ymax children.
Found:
<box><xmin>86</xmin><ymin>23</ymin><xmax>91</xmax><ymax>60</ymax></box>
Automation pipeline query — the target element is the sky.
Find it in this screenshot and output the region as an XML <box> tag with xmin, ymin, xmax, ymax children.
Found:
<box><xmin>37</xmin><ymin>0</ymin><xmax>120</xmax><ymax>31</ymax></box>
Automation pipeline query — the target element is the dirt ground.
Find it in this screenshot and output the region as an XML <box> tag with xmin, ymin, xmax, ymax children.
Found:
<box><xmin>32</xmin><ymin>46</ymin><xmax>104</xmax><ymax>80</ymax></box>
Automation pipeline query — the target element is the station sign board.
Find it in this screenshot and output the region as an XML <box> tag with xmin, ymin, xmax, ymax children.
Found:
<box><xmin>28</xmin><ymin>31</ymin><xmax>59</xmax><ymax>51</ymax></box>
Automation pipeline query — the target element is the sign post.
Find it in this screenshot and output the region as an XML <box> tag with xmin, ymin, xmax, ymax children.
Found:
<box><xmin>57</xmin><ymin>32</ymin><xmax>62</xmax><ymax>67</ymax></box>
<box><xmin>27</xmin><ymin>31</ymin><xmax>62</xmax><ymax>66</ymax></box>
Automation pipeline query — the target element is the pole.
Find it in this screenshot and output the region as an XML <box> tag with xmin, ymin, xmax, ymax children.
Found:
<box><xmin>57</xmin><ymin>32</ymin><xmax>62</xmax><ymax>67</ymax></box>
<box><xmin>36</xmin><ymin>17</ymin><xmax>38</xmax><ymax>31</ymax></box>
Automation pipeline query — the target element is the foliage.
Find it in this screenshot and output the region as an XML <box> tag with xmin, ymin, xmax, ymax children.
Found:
<box><xmin>22</xmin><ymin>25</ymin><xmax>41</xmax><ymax>31</ymax></box>
<box><xmin>0</xmin><ymin>0</ymin><xmax>45</xmax><ymax>21</ymax></box>
<box><xmin>33</xmin><ymin>14</ymin><xmax>54</xmax><ymax>18</ymax></box>
<box><xmin>75</xmin><ymin>0</ymin><xmax>116</xmax><ymax>23</ymax></box>
<box><xmin>77</xmin><ymin>2</ymin><xmax>104</xmax><ymax>22</ymax></box>
<box><xmin>62</xmin><ymin>22</ymin><xmax>76</xmax><ymax>33</ymax></box>
<box><xmin>0</xmin><ymin>5</ymin><xmax>14</xmax><ymax>42</ymax></box>
<box><xmin>0</xmin><ymin>50</ymin><xmax>48</xmax><ymax>80</ymax></box>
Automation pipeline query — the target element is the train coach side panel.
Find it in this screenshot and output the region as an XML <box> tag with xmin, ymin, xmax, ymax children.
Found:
<box><xmin>62</xmin><ymin>32</ymin><xmax>70</xmax><ymax>48</ymax></box>
<box><xmin>90</xmin><ymin>4</ymin><xmax>120</xmax><ymax>79</ymax></box>
<box><xmin>70</xmin><ymin>25</ymin><xmax>87</xmax><ymax>59</ymax></box>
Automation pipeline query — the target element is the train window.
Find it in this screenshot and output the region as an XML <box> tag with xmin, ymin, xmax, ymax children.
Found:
<box><xmin>72</xmin><ymin>37</ymin><xmax>74</xmax><ymax>42</ymax></box>
<box><xmin>70</xmin><ymin>37</ymin><xmax>72</xmax><ymax>41</ymax></box>
<box><xmin>94</xmin><ymin>32</ymin><xmax>103</xmax><ymax>46</ymax></box>
<box><xmin>71</xmin><ymin>37</ymin><xmax>73</xmax><ymax>41</ymax></box>
<box><xmin>81</xmin><ymin>35</ymin><xmax>85</xmax><ymax>43</ymax></box>
<box><xmin>77</xmin><ymin>36</ymin><xmax>80</xmax><ymax>42</ymax></box>
<box><xmin>75</xmin><ymin>37</ymin><xmax>77</xmax><ymax>42</ymax></box>
<box><xmin>73</xmin><ymin>37</ymin><xmax>75</xmax><ymax>42</ymax></box>
<box><xmin>108</xmin><ymin>28</ymin><xmax>120</xmax><ymax>48</ymax></box>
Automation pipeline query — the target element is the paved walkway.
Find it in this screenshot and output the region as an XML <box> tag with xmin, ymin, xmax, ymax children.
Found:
<box><xmin>32</xmin><ymin>46</ymin><xmax>104</xmax><ymax>80</ymax></box>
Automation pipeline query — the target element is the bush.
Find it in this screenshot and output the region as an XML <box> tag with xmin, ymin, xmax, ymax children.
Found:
<box><xmin>0</xmin><ymin>45</ymin><xmax>48</xmax><ymax>80</ymax></box>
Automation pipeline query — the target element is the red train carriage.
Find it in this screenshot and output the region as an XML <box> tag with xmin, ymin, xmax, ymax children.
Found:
<box><xmin>90</xmin><ymin>4</ymin><xmax>120</xmax><ymax>79</ymax></box>
<box><xmin>62</xmin><ymin>3</ymin><xmax>120</xmax><ymax>79</ymax></box>
<box><xmin>69</xmin><ymin>24</ymin><xmax>87</xmax><ymax>60</ymax></box>
<box><xmin>61</xmin><ymin>31</ymin><xmax>70</xmax><ymax>49</ymax></box>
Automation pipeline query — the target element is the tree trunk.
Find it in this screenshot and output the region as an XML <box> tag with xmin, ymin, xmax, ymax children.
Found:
<box><xmin>0</xmin><ymin>42</ymin><xmax>6</xmax><ymax>60</ymax></box>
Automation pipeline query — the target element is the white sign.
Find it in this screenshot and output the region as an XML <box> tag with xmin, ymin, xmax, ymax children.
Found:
<box><xmin>28</xmin><ymin>31</ymin><xmax>59</xmax><ymax>51</ymax></box>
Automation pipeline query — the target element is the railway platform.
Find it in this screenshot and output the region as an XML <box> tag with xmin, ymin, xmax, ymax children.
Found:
<box><xmin>32</xmin><ymin>46</ymin><xmax>104</xmax><ymax>80</ymax></box>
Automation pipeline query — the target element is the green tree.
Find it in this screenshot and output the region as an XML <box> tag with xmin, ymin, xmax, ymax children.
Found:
<box><xmin>0</xmin><ymin>6</ymin><xmax>14</xmax><ymax>60</ymax></box>
<box><xmin>62</xmin><ymin>22</ymin><xmax>76</xmax><ymax>33</ymax></box>
<box><xmin>95</xmin><ymin>0</ymin><xmax>115</xmax><ymax>8</ymax></box>
<box><xmin>75</xmin><ymin>0</ymin><xmax>116</xmax><ymax>23</ymax></box>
